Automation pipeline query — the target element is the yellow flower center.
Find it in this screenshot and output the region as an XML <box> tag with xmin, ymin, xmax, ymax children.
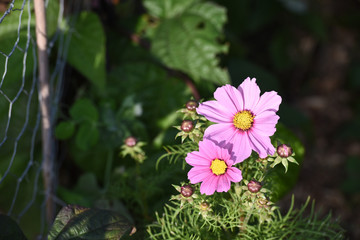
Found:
<box><xmin>210</xmin><ymin>159</ymin><xmax>227</xmax><ymax>175</ymax></box>
<box><xmin>233</xmin><ymin>110</ymin><xmax>254</xmax><ymax>131</ymax></box>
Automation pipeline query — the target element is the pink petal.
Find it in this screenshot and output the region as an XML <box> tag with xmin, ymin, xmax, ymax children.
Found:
<box><xmin>186</xmin><ymin>151</ymin><xmax>211</xmax><ymax>167</ymax></box>
<box><xmin>203</xmin><ymin>123</ymin><xmax>236</xmax><ymax>143</ymax></box>
<box><xmin>248</xmin><ymin>130</ymin><xmax>275</xmax><ymax>158</ymax></box>
<box><xmin>218</xmin><ymin>145</ymin><xmax>231</xmax><ymax>162</ymax></box>
<box><xmin>198</xmin><ymin>139</ymin><xmax>218</xmax><ymax>160</ymax></box>
<box><xmin>188</xmin><ymin>167</ymin><xmax>212</xmax><ymax>184</ymax></box>
<box><xmin>226</xmin><ymin>167</ymin><xmax>242</xmax><ymax>182</ymax></box>
<box><xmin>252</xmin><ymin>124</ymin><xmax>277</xmax><ymax>136</ymax></box>
<box><xmin>252</xmin><ymin>91</ymin><xmax>282</xmax><ymax>116</ymax></box>
<box><xmin>238</xmin><ymin>77</ymin><xmax>260</xmax><ymax>110</ymax></box>
<box><xmin>216</xmin><ymin>175</ymin><xmax>231</xmax><ymax>192</ymax></box>
<box><xmin>252</xmin><ymin>113</ymin><xmax>279</xmax><ymax>136</ymax></box>
<box><xmin>197</xmin><ymin>100</ymin><xmax>233</xmax><ymax>123</ymax></box>
<box><xmin>214</xmin><ymin>84</ymin><xmax>243</xmax><ymax>113</ymax></box>
<box><xmin>200</xmin><ymin>175</ymin><xmax>218</xmax><ymax>195</ymax></box>
<box><xmin>255</xmin><ymin>111</ymin><xmax>280</xmax><ymax>124</ymax></box>
<box><xmin>230</xmin><ymin>131</ymin><xmax>252</xmax><ymax>164</ymax></box>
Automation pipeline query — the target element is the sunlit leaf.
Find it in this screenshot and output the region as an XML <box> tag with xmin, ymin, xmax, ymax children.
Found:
<box><xmin>66</xmin><ymin>12</ymin><xmax>106</xmax><ymax>90</ymax></box>
<box><xmin>48</xmin><ymin>205</ymin><xmax>134</xmax><ymax>240</ymax></box>
<box><xmin>143</xmin><ymin>0</ymin><xmax>196</xmax><ymax>18</ymax></box>
<box><xmin>144</xmin><ymin>0</ymin><xmax>230</xmax><ymax>85</ymax></box>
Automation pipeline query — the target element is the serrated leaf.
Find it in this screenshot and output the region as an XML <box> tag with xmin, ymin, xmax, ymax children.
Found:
<box><xmin>66</xmin><ymin>11</ymin><xmax>106</xmax><ymax>89</ymax></box>
<box><xmin>55</xmin><ymin>121</ymin><xmax>75</xmax><ymax>140</ymax></box>
<box><xmin>75</xmin><ymin>122</ymin><xmax>99</xmax><ymax>150</ymax></box>
<box><xmin>143</xmin><ymin>0</ymin><xmax>197</xmax><ymax>18</ymax></box>
<box><xmin>146</xmin><ymin>0</ymin><xmax>230</xmax><ymax>85</ymax></box>
<box><xmin>70</xmin><ymin>98</ymin><xmax>99</xmax><ymax>122</ymax></box>
<box><xmin>48</xmin><ymin>205</ymin><xmax>133</xmax><ymax>240</ymax></box>
<box><xmin>0</xmin><ymin>214</ymin><xmax>27</xmax><ymax>240</ymax></box>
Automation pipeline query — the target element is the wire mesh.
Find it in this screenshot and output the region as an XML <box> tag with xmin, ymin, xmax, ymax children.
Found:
<box><xmin>0</xmin><ymin>0</ymin><xmax>68</xmax><ymax>237</ymax></box>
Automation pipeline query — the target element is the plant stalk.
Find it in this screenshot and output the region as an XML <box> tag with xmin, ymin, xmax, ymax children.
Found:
<box><xmin>34</xmin><ymin>0</ymin><xmax>56</xmax><ymax>224</ymax></box>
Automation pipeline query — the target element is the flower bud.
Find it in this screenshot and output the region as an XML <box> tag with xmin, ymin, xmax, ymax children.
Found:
<box><xmin>186</xmin><ymin>100</ymin><xmax>198</xmax><ymax>111</ymax></box>
<box><xmin>200</xmin><ymin>201</ymin><xmax>210</xmax><ymax>211</ymax></box>
<box><xmin>277</xmin><ymin>144</ymin><xmax>293</xmax><ymax>158</ymax></box>
<box><xmin>247</xmin><ymin>180</ymin><xmax>262</xmax><ymax>193</ymax></box>
<box><xmin>180</xmin><ymin>185</ymin><xmax>194</xmax><ymax>198</ymax></box>
<box><xmin>181</xmin><ymin>120</ymin><xmax>194</xmax><ymax>132</ymax></box>
<box><xmin>125</xmin><ymin>136</ymin><xmax>137</xmax><ymax>147</ymax></box>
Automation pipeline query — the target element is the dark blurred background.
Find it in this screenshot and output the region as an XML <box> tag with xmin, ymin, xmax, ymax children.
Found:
<box><xmin>216</xmin><ymin>0</ymin><xmax>360</xmax><ymax>239</ymax></box>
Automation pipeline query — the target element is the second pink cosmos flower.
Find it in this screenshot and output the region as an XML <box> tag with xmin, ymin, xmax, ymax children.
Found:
<box><xmin>197</xmin><ymin>77</ymin><xmax>282</xmax><ymax>163</ymax></box>
<box><xmin>186</xmin><ymin>139</ymin><xmax>242</xmax><ymax>195</ymax></box>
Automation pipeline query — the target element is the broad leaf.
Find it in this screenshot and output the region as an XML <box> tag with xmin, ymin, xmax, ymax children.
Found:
<box><xmin>66</xmin><ymin>12</ymin><xmax>106</xmax><ymax>90</ymax></box>
<box><xmin>48</xmin><ymin>205</ymin><xmax>133</xmax><ymax>240</ymax></box>
<box><xmin>46</xmin><ymin>0</ymin><xmax>60</xmax><ymax>37</ymax></box>
<box><xmin>144</xmin><ymin>0</ymin><xmax>230</xmax><ymax>85</ymax></box>
<box><xmin>75</xmin><ymin>122</ymin><xmax>99</xmax><ymax>151</ymax></box>
<box><xmin>143</xmin><ymin>0</ymin><xmax>196</xmax><ymax>18</ymax></box>
<box><xmin>55</xmin><ymin>121</ymin><xmax>75</xmax><ymax>140</ymax></box>
<box><xmin>0</xmin><ymin>214</ymin><xmax>27</xmax><ymax>240</ymax></box>
<box><xmin>69</xmin><ymin>98</ymin><xmax>99</xmax><ymax>122</ymax></box>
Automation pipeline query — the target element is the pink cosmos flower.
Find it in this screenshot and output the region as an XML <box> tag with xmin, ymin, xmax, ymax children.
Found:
<box><xmin>186</xmin><ymin>139</ymin><xmax>242</xmax><ymax>195</ymax></box>
<box><xmin>197</xmin><ymin>77</ymin><xmax>282</xmax><ymax>163</ymax></box>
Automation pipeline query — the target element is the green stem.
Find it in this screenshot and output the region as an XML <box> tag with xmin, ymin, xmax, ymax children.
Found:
<box><xmin>103</xmin><ymin>150</ymin><xmax>114</xmax><ymax>193</ymax></box>
<box><xmin>136</xmin><ymin>162</ymin><xmax>150</xmax><ymax>220</ymax></box>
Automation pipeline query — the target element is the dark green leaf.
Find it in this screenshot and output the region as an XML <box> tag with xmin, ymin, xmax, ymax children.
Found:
<box><xmin>145</xmin><ymin>0</ymin><xmax>230</xmax><ymax>85</ymax></box>
<box><xmin>69</xmin><ymin>98</ymin><xmax>99</xmax><ymax>122</ymax></box>
<box><xmin>48</xmin><ymin>205</ymin><xmax>134</xmax><ymax>240</ymax></box>
<box><xmin>0</xmin><ymin>214</ymin><xmax>27</xmax><ymax>240</ymax></box>
<box><xmin>55</xmin><ymin>121</ymin><xmax>75</xmax><ymax>140</ymax></box>
<box><xmin>75</xmin><ymin>122</ymin><xmax>99</xmax><ymax>150</ymax></box>
<box><xmin>108</xmin><ymin>62</ymin><xmax>190</xmax><ymax>146</ymax></box>
<box><xmin>74</xmin><ymin>173</ymin><xmax>102</xmax><ymax>196</ymax></box>
<box><xmin>46</xmin><ymin>0</ymin><xmax>60</xmax><ymax>37</ymax></box>
<box><xmin>57</xmin><ymin>187</ymin><xmax>93</xmax><ymax>207</ymax></box>
<box><xmin>66</xmin><ymin>12</ymin><xmax>106</xmax><ymax>89</ymax></box>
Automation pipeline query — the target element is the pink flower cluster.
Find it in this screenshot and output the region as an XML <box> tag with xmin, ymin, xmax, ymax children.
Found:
<box><xmin>186</xmin><ymin>77</ymin><xmax>282</xmax><ymax>195</ymax></box>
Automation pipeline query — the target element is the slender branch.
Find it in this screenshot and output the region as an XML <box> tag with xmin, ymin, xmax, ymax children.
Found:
<box><xmin>34</xmin><ymin>0</ymin><xmax>56</xmax><ymax>224</ymax></box>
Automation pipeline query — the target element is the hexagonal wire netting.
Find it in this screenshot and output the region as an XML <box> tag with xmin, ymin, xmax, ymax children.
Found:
<box><xmin>0</xmin><ymin>0</ymin><xmax>76</xmax><ymax>237</ymax></box>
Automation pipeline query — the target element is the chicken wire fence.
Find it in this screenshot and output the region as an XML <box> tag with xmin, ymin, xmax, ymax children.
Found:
<box><xmin>0</xmin><ymin>0</ymin><xmax>75</xmax><ymax>237</ymax></box>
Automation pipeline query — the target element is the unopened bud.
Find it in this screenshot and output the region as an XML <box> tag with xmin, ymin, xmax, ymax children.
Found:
<box><xmin>186</xmin><ymin>100</ymin><xmax>198</xmax><ymax>111</ymax></box>
<box><xmin>125</xmin><ymin>136</ymin><xmax>137</xmax><ymax>147</ymax></box>
<box><xmin>200</xmin><ymin>201</ymin><xmax>210</xmax><ymax>211</ymax></box>
<box><xmin>181</xmin><ymin>185</ymin><xmax>194</xmax><ymax>198</ymax></box>
<box><xmin>181</xmin><ymin>120</ymin><xmax>194</xmax><ymax>132</ymax></box>
<box><xmin>277</xmin><ymin>144</ymin><xmax>293</xmax><ymax>158</ymax></box>
<box><xmin>247</xmin><ymin>180</ymin><xmax>262</xmax><ymax>193</ymax></box>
